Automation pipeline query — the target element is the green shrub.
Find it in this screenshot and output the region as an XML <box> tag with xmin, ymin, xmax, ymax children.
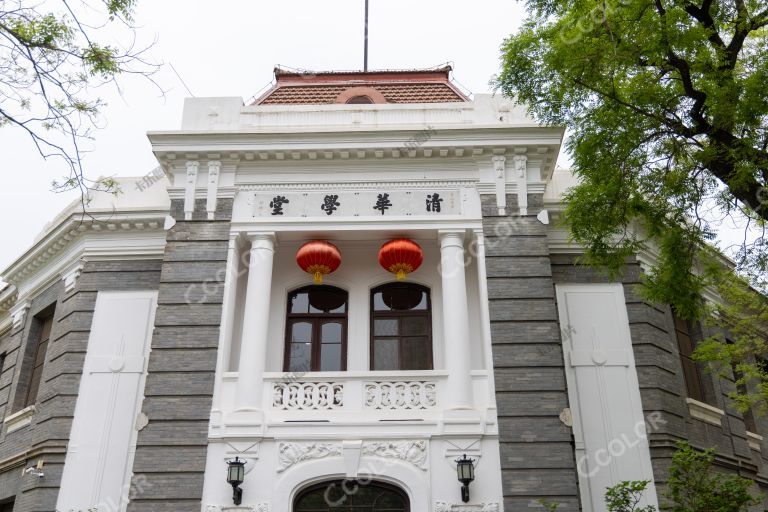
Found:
<box><xmin>605</xmin><ymin>480</ymin><xmax>656</xmax><ymax>512</ymax></box>
<box><xmin>666</xmin><ymin>441</ymin><xmax>758</xmax><ymax>512</ymax></box>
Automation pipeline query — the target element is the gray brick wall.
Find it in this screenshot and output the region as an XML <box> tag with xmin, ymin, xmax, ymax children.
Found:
<box><xmin>550</xmin><ymin>254</ymin><xmax>768</xmax><ymax>508</ymax></box>
<box><xmin>127</xmin><ymin>198</ymin><xmax>232</xmax><ymax>512</ymax></box>
<box><xmin>0</xmin><ymin>259</ymin><xmax>162</xmax><ymax>511</ymax></box>
<box><xmin>482</xmin><ymin>194</ymin><xmax>581</xmax><ymax>512</ymax></box>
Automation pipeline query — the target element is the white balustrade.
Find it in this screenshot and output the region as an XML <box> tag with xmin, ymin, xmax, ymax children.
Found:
<box><xmin>272</xmin><ymin>381</ymin><xmax>344</xmax><ymax>410</ymax></box>
<box><xmin>264</xmin><ymin>371</ymin><xmax>451</xmax><ymax>416</ymax></box>
<box><xmin>364</xmin><ymin>381</ymin><xmax>437</xmax><ymax>410</ymax></box>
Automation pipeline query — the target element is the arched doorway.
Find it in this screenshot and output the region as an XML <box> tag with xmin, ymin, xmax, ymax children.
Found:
<box><xmin>294</xmin><ymin>480</ymin><xmax>409</xmax><ymax>511</ymax></box>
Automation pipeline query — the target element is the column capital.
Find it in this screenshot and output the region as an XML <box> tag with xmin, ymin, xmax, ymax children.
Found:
<box><xmin>246</xmin><ymin>232</ymin><xmax>276</xmax><ymax>252</ymax></box>
<box><xmin>438</xmin><ymin>230</ymin><xmax>465</xmax><ymax>248</ymax></box>
<box><xmin>228</xmin><ymin>231</ymin><xmax>243</xmax><ymax>250</ymax></box>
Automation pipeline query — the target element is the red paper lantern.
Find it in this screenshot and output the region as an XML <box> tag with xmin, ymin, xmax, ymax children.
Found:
<box><xmin>296</xmin><ymin>241</ymin><xmax>341</xmax><ymax>284</ymax></box>
<box><xmin>378</xmin><ymin>239</ymin><xmax>423</xmax><ymax>281</ymax></box>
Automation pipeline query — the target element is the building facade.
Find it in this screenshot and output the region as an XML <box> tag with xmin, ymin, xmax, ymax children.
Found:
<box><xmin>0</xmin><ymin>67</ymin><xmax>766</xmax><ymax>512</ymax></box>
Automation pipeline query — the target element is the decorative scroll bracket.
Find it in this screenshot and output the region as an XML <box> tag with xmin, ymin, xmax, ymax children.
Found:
<box><xmin>61</xmin><ymin>260</ymin><xmax>85</xmax><ymax>293</ymax></box>
<box><xmin>184</xmin><ymin>160</ymin><xmax>199</xmax><ymax>220</ymax></box>
<box><xmin>491</xmin><ymin>156</ymin><xmax>506</xmax><ymax>215</ymax></box>
<box><xmin>207</xmin><ymin>160</ymin><xmax>221</xmax><ymax>220</ymax></box>
<box><xmin>10</xmin><ymin>300</ymin><xmax>31</xmax><ymax>331</ymax></box>
<box><xmin>513</xmin><ymin>154</ymin><xmax>528</xmax><ymax>216</ymax></box>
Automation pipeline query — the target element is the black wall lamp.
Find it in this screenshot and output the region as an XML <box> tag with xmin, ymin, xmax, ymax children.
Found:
<box><xmin>226</xmin><ymin>457</ymin><xmax>246</xmax><ymax>505</ymax></box>
<box><xmin>455</xmin><ymin>454</ymin><xmax>476</xmax><ymax>503</ymax></box>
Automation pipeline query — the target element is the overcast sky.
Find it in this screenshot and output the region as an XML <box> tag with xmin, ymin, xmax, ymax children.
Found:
<box><xmin>0</xmin><ymin>0</ymin><xmax>532</xmax><ymax>271</ymax></box>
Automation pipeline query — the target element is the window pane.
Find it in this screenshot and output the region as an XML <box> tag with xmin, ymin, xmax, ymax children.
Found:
<box><xmin>402</xmin><ymin>316</ymin><xmax>428</xmax><ymax>335</ymax></box>
<box><xmin>320</xmin><ymin>344</ymin><xmax>342</xmax><ymax>371</ymax></box>
<box><xmin>676</xmin><ymin>332</ymin><xmax>694</xmax><ymax>357</ymax></box>
<box><xmin>290</xmin><ymin>292</ymin><xmax>309</xmax><ymax>314</ymax></box>
<box><xmin>401</xmin><ymin>337</ymin><xmax>431</xmax><ymax>370</ymax></box>
<box><xmin>373</xmin><ymin>291</ymin><xmax>388</xmax><ymax>311</ymax></box>
<box><xmin>373</xmin><ymin>339</ymin><xmax>398</xmax><ymax>371</ymax></box>
<box><xmin>289</xmin><ymin>343</ymin><xmax>311</xmax><ymax>373</ymax></box>
<box><xmin>321</xmin><ymin>322</ymin><xmax>342</xmax><ymax>344</ymax></box>
<box><xmin>290</xmin><ymin>322</ymin><xmax>312</xmax><ymax>343</ymax></box>
<box><xmin>380</xmin><ymin>286</ymin><xmax>426</xmax><ymax>311</ymax></box>
<box><xmin>375</xmin><ymin>491</ymin><xmax>406</xmax><ymax>508</ymax></box>
<box><xmin>374</xmin><ymin>318</ymin><xmax>398</xmax><ymax>336</ymax></box>
<box><xmin>309</xmin><ymin>287</ymin><xmax>347</xmax><ymax>313</ymax></box>
<box><xmin>681</xmin><ymin>356</ymin><xmax>703</xmax><ymax>401</ymax></box>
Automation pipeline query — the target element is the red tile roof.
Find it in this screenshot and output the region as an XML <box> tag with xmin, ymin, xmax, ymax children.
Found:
<box><xmin>254</xmin><ymin>66</ymin><xmax>469</xmax><ymax>105</ymax></box>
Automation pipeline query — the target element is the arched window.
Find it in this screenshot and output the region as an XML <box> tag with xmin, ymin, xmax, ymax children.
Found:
<box><xmin>346</xmin><ymin>95</ymin><xmax>374</xmax><ymax>104</ymax></box>
<box><xmin>370</xmin><ymin>283</ymin><xmax>432</xmax><ymax>371</ymax></box>
<box><xmin>284</xmin><ymin>286</ymin><xmax>347</xmax><ymax>372</ymax></box>
<box><xmin>294</xmin><ymin>480</ymin><xmax>409</xmax><ymax>512</ymax></box>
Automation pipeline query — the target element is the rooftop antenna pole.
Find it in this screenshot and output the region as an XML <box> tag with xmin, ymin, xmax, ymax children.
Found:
<box><xmin>364</xmin><ymin>0</ymin><xmax>369</xmax><ymax>71</ymax></box>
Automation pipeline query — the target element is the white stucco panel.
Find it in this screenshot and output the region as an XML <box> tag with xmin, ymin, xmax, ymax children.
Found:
<box><xmin>56</xmin><ymin>290</ymin><xmax>158</xmax><ymax>512</ymax></box>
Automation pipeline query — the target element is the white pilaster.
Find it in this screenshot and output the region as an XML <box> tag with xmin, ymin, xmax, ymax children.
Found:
<box><xmin>210</xmin><ymin>233</ymin><xmax>242</xmax><ymax>432</ymax></box>
<box><xmin>492</xmin><ymin>156</ymin><xmax>507</xmax><ymax>215</ymax></box>
<box><xmin>232</xmin><ymin>232</ymin><xmax>275</xmax><ymax>427</ymax></box>
<box><xmin>438</xmin><ymin>231</ymin><xmax>474</xmax><ymax>410</ymax></box>
<box><xmin>184</xmin><ymin>160</ymin><xmax>199</xmax><ymax>220</ymax></box>
<box><xmin>473</xmin><ymin>230</ymin><xmax>497</xmax><ymax>402</ymax></box>
<box><xmin>207</xmin><ymin>160</ymin><xmax>221</xmax><ymax>220</ymax></box>
<box><xmin>513</xmin><ymin>154</ymin><xmax>528</xmax><ymax>216</ymax></box>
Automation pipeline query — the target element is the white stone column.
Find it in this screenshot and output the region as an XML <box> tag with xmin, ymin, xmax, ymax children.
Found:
<box><xmin>232</xmin><ymin>233</ymin><xmax>275</xmax><ymax>424</ymax></box>
<box><xmin>439</xmin><ymin>230</ymin><xmax>474</xmax><ymax>410</ymax></box>
<box><xmin>210</xmin><ymin>233</ymin><xmax>241</xmax><ymax>432</ymax></box>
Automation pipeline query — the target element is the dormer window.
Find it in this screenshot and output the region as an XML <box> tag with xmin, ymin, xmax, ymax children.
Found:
<box><xmin>335</xmin><ymin>86</ymin><xmax>387</xmax><ymax>104</ymax></box>
<box><xmin>346</xmin><ymin>95</ymin><xmax>374</xmax><ymax>104</ymax></box>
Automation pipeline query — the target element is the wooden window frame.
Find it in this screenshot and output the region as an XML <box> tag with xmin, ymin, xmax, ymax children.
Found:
<box><xmin>283</xmin><ymin>286</ymin><xmax>348</xmax><ymax>373</ymax></box>
<box><xmin>370</xmin><ymin>282</ymin><xmax>433</xmax><ymax>371</ymax></box>
<box><xmin>24</xmin><ymin>313</ymin><xmax>54</xmax><ymax>408</ymax></box>
<box><xmin>672</xmin><ymin>309</ymin><xmax>706</xmax><ymax>403</ymax></box>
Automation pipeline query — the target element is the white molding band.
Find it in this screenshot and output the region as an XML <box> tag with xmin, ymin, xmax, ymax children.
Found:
<box><xmin>3</xmin><ymin>405</ymin><xmax>35</xmax><ymax>433</ymax></box>
<box><xmin>686</xmin><ymin>398</ymin><xmax>725</xmax><ymax>426</ymax></box>
<box><xmin>747</xmin><ymin>431</ymin><xmax>763</xmax><ymax>452</ymax></box>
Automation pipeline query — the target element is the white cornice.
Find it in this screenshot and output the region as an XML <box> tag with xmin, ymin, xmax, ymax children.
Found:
<box><xmin>236</xmin><ymin>179</ymin><xmax>478</xmax><ymax>192</ymax></box>
<box><xmin>0</xmin><ymin>286</ymin><xmax>18</xmax><ymax>314</ymax></box>
<box><xmin>1</xmin><ymin>211</ymin><xmax>168</xmax><ymax>303</ymax></box>
<box><xmin>0</xmin><ymin>316</ymin><xmax>11</xmax><ymax>338</ymax></box>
